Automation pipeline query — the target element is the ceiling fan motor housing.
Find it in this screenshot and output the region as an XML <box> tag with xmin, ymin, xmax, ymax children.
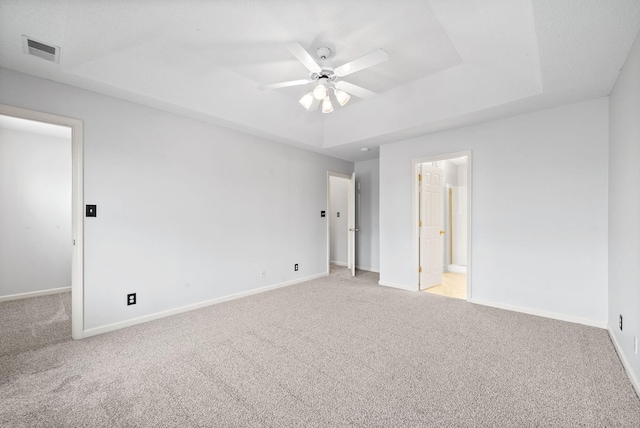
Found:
<box><xmin>310</xmin><ymin>69</ymin><xmax>336</xmax><ymax>82</ymax></box>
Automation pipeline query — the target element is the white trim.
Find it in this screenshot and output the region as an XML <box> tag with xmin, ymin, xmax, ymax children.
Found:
<box><xmin>356</xmin><ymin>265</ymin><xmax>379</xmax><ymax>273</ymax></box>
<box><xmin>468</xmin><ymin>297</ymin><xmax>607</xmax><ymax>329</ymax></box>
<box><xmin>378</xmin><ymin>280</ymin><xmax>414</xmax><ymax>291</ymax></box>
<box><xmin>83</xmin><ymin>272</ymin><xmax>328</xmax><ymax>338</ymax></box>
<box><xmin>446</xmin><ymin>264</ymin><xmax>467</xmax><ymax>274</ymax></box>
<box><xmin>608</xmin><ymin>326</ymin><xmax>640</xmax><ymax>397</ymax></box>
<box><xmin>333</xmin><ymin>262</ymin><xmax>379</xmax><ymax>273</ymax></box>
<box><xmin>0</xmin><ymin>104</ymin><xmax>84</xmax><ymax>339</ymax></box>
<box><xmin>0</xmin><ymin>286</ymin><xmax>71</xmax><ymax>302</ymax></box>
<box><xmin>412</xmin><ymin>150</ymin><xmax>473</xmax><ymax>298</ymax></box>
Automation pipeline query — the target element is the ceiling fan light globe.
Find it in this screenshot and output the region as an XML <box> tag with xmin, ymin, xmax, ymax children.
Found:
<box><xmin>313</xmin><ymin>84</ymin><xmax>327</xmax><ymax>100</ymax></box>
<box><xmin>299</xmin><ymin>92</ymin><xmax>315</xmax><ymax>110</ymax></box>
<box><xmin>334</xmin><ymin>89</ymin><xmax>351</xmax><ymax>106</ymax></box>
<box><xmin>322</xmin><ymin>96</ymin><xmax>334</xmax><ymax>114</ymax></box>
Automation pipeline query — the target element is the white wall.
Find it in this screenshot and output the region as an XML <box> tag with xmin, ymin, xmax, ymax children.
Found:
<box><xmin>355</xmin><ymin>159</ymin><xmax>380</xmax><ymax>272</ymax></box>
<box><xmin>443</xmin><ymin>160</ymin><xmax>458</xmax><ymax>187</ymax></box>
<box><xmin>443</xmin><ymin>161</ymin><xmax>455</xmax><ymax>266</ymax></box>
<box><xmin>380</xmin><ymin>98</ymin><xmax>609</xmax><ymax>326</ymax></box>
<box><xmin>442</xmin><ymin>160</ymin><xmax>467</xmax><ymax>268</ymax></box>
<box><xmin>0</xmin><ymin>67</ymin><xmax>353</xmax><ymax>331</ymax></box>
<box><xmin>0</xmin><ymin>128</ymin><xmax>71</xmax><ymax>297</ymax></box>
<box><xmin>329</xmin><ymin>176</ymin><xmax>348</xmax><ymax>264</ymax></box>
<box><xmin>454</xmin><ymin>164</ymin><xmax>468</xmax><ymax>266</ymax></box>
<box><xmin>609</xmin><ymin>30</ymin><xmax>640</xmax><ymax>387</ymax></box>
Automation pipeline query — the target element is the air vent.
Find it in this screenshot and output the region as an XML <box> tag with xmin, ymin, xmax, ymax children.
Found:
<box><xmin>22</xmin><ymin>35</ymin><xmax>60</xmax><ymax>63</ymax></box>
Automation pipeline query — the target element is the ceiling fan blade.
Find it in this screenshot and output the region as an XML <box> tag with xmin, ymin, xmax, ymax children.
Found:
<box><xmin>334</xmin><ymin>49</ymin><xmax>389</xmax><ymax>77</ymax></box>
<box><xmin>335</xmin><ymin>81</ymin><xmax>377</xmax><ymax>100</ymax></box>
<box><xmin>286</xmin><ymin>42</ymin><xmax>322</xmax><ymax>74</ymax></box>
<box><xmin>258</xmin><ymin>79</ymin><xmax>311</xmax><ymax>90</ymax></box>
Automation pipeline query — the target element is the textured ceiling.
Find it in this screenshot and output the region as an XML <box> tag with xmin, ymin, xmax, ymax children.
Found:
<box><xmin>0</xmin><ymin>0</ymin><xmax>639</xmax><ymax>162</ymax></box>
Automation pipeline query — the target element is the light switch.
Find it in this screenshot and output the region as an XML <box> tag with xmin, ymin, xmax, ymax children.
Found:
<box><xmin>86</xmin><ymin>205</ymin><xmax>97</xmax><ymax>217</ymax></box>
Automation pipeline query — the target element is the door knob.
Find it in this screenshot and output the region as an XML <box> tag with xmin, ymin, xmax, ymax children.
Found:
<box><xmin>440</xmin><ymin>230</ymin><xmax>445</xmax><ymax>235</ymax></box>
<box><xmin>349</xmin><ymin>228</ymin><xmax>359</xmax><ymax>232</ymax></box>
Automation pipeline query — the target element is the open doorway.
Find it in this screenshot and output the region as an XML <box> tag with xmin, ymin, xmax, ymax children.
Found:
<box><xmin>0</xmin><ymin>104</ymin><xmax>84</xmax><ymax>339</ymax></box>
<box><xmin>414</xmin><ymin>152</ymin><xmax>471</xmax><ymax>300</ymax></box>
<box><xmin>327</xmin><ymin>172</ymin><xmax>357</xmax><ymax>276</ymax></box>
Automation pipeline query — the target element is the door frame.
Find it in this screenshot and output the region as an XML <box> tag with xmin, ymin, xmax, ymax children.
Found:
<box><xmin>326</xmin><ymin>171</ymin><xmax>353</xmax><ymax>274</ymax></box>
<box><xmin>412</xmin><ymin>150</ymin><xmax>472</xmax><ymax>299</ymax></box>
<box><xmin>0</xmin><ymin>104</ymin><xmax>84</xmax><ymax>339</ymax></box>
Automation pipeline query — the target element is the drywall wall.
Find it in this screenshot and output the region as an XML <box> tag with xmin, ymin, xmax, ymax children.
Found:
<box><xmin>609</xmin><ymin>30</ymin><xmax>640</xmax><ymax>387</ymax></box>
<box><xmin>443</xmin><ymin>160</ymin><xmax>458</xmax><ymax>187</ymax></box>
<box><xmin>454</xmin><ymin>164</ymin><xmax>468</xmax><ymax>267</ymax></box>
<box><xmin>380</xmin><ymin>97</ymin><xmax>608</xmax><ymax>325</ymax></box>
<box><xmin>0</xmin><ymin>67</ymin><xmax>353</xmax><ymax>331</ymax></box>
<box><xmin>0</xmin><ymin>128</ymin><xmax>71</xmax><ymax>297</ymax></box>
<box><xmin>355</xmin><ymin>159</ymin><xmax>380</xmax><ymax>272</ymax></box>
<box><xmin>441</xmin><ymin>160</ymin><xmax>468</xmax><ymax>269</ymax></box>
<box><xmin>329</xmin><ymin>176</ymin><xmax>348</xmax><ymax>264</ymax></box>
<box><xmin>443</xmin><ymin>161</ymin><xmax>455</xmax><ymax>266</ymax></box>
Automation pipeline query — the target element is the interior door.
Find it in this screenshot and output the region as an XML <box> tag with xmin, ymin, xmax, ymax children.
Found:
<box><xmin>347</xmin><ymin>173</ymin><xmax>357</xmax><ymax>276</ymax></box>
<box><xmin>420</xmin><ymin>165</ymin><xmax>444</xmax><ymax>289</ymax></box>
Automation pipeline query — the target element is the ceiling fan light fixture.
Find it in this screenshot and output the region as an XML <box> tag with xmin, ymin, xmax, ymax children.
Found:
<box><xmin>322</xmin><ymin>96</ymin><xmax>334</xmax><ymax>114</ymax></box>
<box><xmin>334</xmin><ymin>89</ymin><xmax>351</xmax><ymax>106</ymax></box>
<box><xmin>299</xmin><ymin>92</ymin><xmax>315</xmax><ymax>110</ymax></box>
<box><xmin>313</xmin><ymin>84</ymin><xmax>327</xmax><ymax>100</ymax></box>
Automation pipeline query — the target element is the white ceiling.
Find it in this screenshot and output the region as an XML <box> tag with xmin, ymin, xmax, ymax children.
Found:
<box><xmin>1</xmin><ymin>0</ymin><xmax>639</xmax><ymax>162</ymax></box>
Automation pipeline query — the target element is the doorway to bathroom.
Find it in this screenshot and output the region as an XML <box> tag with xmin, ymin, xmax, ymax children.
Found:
<box><xmin>415</xmin><ymin>152</ymin><xmax>471</xmax><ymax>300</ymax></box>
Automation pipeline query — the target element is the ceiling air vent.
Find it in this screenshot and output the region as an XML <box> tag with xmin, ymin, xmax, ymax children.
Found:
<box><xmin>22</xmin><ymin>35</ymin><xmax>60</xmax><ymax>63</ymax></box>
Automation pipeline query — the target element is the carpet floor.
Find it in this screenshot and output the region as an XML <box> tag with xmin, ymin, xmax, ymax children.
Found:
<box><xmin>1</xmin><ymin>269</ymin><xmax>639</xmax><ymax>427</ymax></box>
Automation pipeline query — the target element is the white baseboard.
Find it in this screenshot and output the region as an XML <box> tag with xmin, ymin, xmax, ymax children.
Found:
<box><xmin>0</xmin><ymin>286</ymin><xmax>71</xmax><ymax>302</ymax></box>
<box><xmin>446</xmin><ymin>264</ymin><xmax>467</xmax><ymax>274</ymax></box>
<box><xmin>378</xmin><ymin>280</ymin><xmax>416</xmax><ymax>292</ymax></box>
<box><xmin>331</xmin><ymin>262</ymin><xmax>379</xmax><ymax>273</ymax></box>
<box><xmin>82</xmin><ymin>272</ymin><xmax>328</xmax><ymax>338</ymax></box>
<box><xmin>608</xmin><ymin>326</ymin><xmax>640</xmax><ymax>398</ymax></box>
<box><xmin>468</xmin><ymin>297</ymin><xmax>607</xmax><ymax>329</ymax></box>
<box><xmin>356</xmin><ymin>265</ymin><xmax>380</xmax><ymax>273</ymax></box>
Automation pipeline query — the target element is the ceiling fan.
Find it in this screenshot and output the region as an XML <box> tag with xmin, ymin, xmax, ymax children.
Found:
<box><xmin>258</xmin><ymin>42</ymin><xmax>388</xmax><ymax>113</ymax></box>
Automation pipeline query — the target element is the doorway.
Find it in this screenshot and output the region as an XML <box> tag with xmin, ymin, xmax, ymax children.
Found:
<box><xmin>327</xmin><ymin>172</ymin><xmax>357</xmax><ymax>276</ymax></box>
<box><xmin>0</xmin><ymin>104</ymin><xmax>84</xmax><ymax>339</ymax></box>
<box><xmin>414</xmin><ymin>152</ymin><xmax>471</xmax><ymax>300</ymax></box>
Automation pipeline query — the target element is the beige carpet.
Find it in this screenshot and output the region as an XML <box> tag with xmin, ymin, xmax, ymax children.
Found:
<box><xmin>1</xmin><ymin>270</ymin><xmax>639</xmax><ymax>427</ymax></box>
<box><xmin>0</xmin><ymin>292</ymin><xmax>71</xmax><ymax>357</ymax></box>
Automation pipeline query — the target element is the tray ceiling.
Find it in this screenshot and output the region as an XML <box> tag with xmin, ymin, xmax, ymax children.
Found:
<box><xmin>1</xmin><ymin>0</ymin><xmax>639</xmax><ymax>161</ymax></box>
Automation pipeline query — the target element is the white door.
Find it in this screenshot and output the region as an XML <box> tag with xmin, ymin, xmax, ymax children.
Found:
<box><xmin>420</xmin><ymin>165</ymin><xmax>444</xmax><ymax>289</ymax></box>
<box><xmin>347</xmin><ymin>173</ymin><xmax>357</xmax><ymax>276</ymax></box>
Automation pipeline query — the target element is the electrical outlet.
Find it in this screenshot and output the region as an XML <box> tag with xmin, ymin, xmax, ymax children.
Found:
<box><xmin>635</xmin><ymin>336</ymin><xmax>638</xmax><ymax>354</ymax></box>
<box><xmin>127</xmin><ymin>293</ymin><xmax>136</xmax><ymax>306</ymax></box>
<box><xmin>294</xmin><ymin>263</ymin><xmax>299</xmax><ymax>271</ymax></box>
<box><xmin>261</xmin><ymin>269</ymin><xmax>267</xmax><ymax>279</ymax></box>
<box><xmin>619</xmin><ymin>314</ymin><xmax>623</xmax><ymax>331</ymax></box>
